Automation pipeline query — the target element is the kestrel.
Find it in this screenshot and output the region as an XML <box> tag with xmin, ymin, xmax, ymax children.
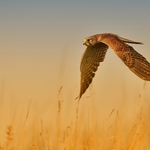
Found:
<box><xmin>79</xmin><ymin>33</ymin><xmax>150</xmax><ymax>99</ymax></box>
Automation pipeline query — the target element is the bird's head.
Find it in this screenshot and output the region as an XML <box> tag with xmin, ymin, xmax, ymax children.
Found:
<box><xmin>83</xmin><ymin>36</ymin><xmax>97</xmax><ymax>46</ymax></box>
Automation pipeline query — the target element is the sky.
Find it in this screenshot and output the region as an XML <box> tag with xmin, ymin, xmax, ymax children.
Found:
<box><xmin>0</xmin><ymin>0</ymin><xmax>150</xmax><ymax>121</ymax></box>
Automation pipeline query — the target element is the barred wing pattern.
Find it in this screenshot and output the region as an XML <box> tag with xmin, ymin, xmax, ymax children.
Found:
<box><xmin>117</xmin><ymin>46</ymin><xmax>150</xmax><ymax>81</ymax></box>
<box><xmin>79</xmin><ymin>43</ymin><xmax>108</xmax><ymax>99</ymax></box>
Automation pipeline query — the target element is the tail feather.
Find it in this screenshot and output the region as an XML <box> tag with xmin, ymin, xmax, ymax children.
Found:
<box><xmin>130</xmin><ymin>59</ymin><xmax>150</xmax><ymax>81</ymax></box>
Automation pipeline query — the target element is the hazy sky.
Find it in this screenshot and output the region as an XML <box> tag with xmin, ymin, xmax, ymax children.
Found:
<box><xmin>0</xmin><ymin>0</ymin><xmax>150</xmax><ymax>116</ymax></box>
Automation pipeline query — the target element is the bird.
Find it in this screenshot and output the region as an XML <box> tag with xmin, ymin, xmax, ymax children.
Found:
<box><xmin>79</xmin><ymin>33</ymin><xmax>150</xmax><ymax>99</ymax></box>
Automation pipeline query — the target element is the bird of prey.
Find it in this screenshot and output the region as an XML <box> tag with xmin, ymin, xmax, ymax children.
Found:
<box><xmin>79</xmin><ymin>33</ymin><xmax>150</xmax><ymax>99</ymax></box>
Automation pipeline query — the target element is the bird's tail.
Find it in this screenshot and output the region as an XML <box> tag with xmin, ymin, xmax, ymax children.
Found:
<box><xmin>118</xmin><ymin>36</ymin><xmax>143</xmax><ymax>44</ymax></box>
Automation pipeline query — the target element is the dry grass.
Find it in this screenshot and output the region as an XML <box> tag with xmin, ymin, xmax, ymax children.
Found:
<box><xmin>0</xmin><ymin>88</ymin><xmax>150</xmax><ymax>150</ymax></box>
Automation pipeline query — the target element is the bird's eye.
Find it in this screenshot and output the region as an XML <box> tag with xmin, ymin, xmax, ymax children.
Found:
<box><xmin>87</xmin><ymin>39</ymin><xmax>92</xmax><ymax>42</ymax></box>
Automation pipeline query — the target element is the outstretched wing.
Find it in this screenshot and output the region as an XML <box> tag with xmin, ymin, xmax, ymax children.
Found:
<box><xmin>79</xmin><ymin>42</ymin><xmax>108</xmax><ymax>99</ymax></box>
<box><xmin>116</xmin><ymin>45</ymin><xmax>150</xmax><ymax>81</ymax></box>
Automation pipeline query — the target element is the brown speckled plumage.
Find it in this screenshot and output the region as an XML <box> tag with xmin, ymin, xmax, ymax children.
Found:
<box><xmin>79</xmin><ymin>33</ymin><xmax>150</xmax><ymax>99</ymax></box>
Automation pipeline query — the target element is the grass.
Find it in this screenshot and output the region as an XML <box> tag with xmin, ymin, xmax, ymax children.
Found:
<box><xmin>0</xmin><ymin>88</ymin><xmax>150</xmax><ymax>150</ymax></box>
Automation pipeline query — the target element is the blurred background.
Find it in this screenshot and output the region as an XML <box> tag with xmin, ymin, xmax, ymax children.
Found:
<box><xmin>0</xmin><ymin>0</ymin><xmax>150</xmax><ymax>130</ymax></box>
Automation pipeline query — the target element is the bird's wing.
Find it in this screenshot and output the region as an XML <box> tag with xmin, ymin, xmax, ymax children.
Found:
<box><xmin>116</xmin><ymin>45</ymin><xmax>150</xmax><ymax>81</ymax></box>
<box><xmin>79</xmin><ymin>42</ymin><xmax>108</xmax><ymax>99</ymax></box>
<box><xmin>118</xmin><ymin>36</ymin><xmax>143</xmax><ymax>44</ymax></box>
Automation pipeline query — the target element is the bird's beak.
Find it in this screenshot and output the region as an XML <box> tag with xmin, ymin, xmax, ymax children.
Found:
<box><xmin>83</xmin><ymin>39</ymin><xmax>86</xmax><ymax>45</ymax></box>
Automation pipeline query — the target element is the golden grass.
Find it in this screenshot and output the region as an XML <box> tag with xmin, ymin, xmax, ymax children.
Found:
<box><xmin>0</xmin><ymin>88</ymin><xmax>150</xmax><ymax>150</ymax></box>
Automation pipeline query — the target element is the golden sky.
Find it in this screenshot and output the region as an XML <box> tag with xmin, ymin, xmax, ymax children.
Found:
<box><xmin>0</xmin><ymin>1</ymin><xmax>150</xmax><ymax>122</ymax></box>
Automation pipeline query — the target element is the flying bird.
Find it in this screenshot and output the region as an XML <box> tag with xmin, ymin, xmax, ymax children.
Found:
<box><xmin>79</xmin><ymin>33</ymin><xmax>150</xmax><ymax>99</ymax></box>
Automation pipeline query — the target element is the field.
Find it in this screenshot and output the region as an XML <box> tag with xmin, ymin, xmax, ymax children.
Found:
<box><xmin>0</xmin><ymin>85</ymin><xmax>150</xmax><ymax>150</ymax></box>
